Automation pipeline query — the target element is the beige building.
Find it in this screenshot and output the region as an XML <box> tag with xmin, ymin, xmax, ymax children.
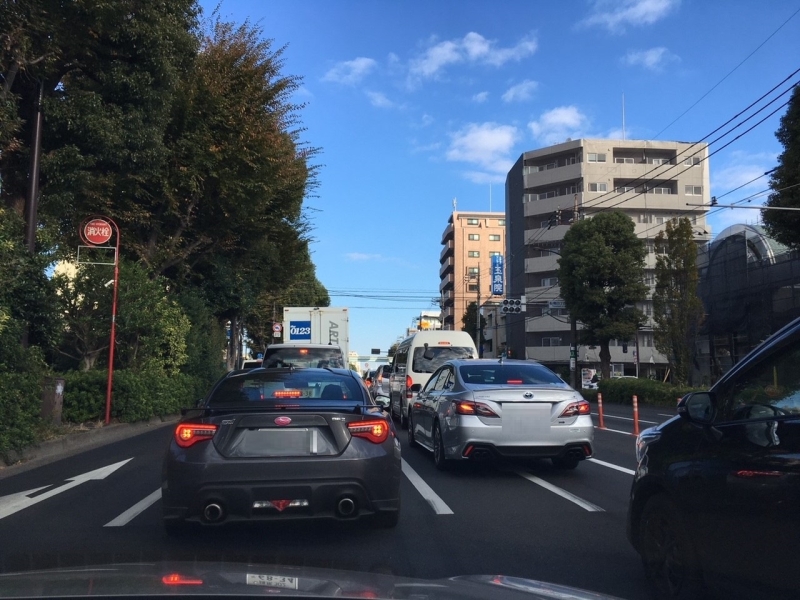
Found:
<box><xmin>505</xmin><ymin>138</ymin><xmax>711</xmax><ymax>378</ymax></box>
<box><xmin>439</xmin><ymin>211</ymin><xmax>506</xmax><ymax>347</ymax></box>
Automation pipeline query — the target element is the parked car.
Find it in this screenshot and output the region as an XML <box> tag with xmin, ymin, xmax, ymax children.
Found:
<box><xmin>389</xmin><ymin>330</ymin><xmax>478</xmax><ymax>429</ymax></box>
<box><xmin>162</xmin><ymin>367</ymin><xmax>401</xmax><ymax>533</ymax></box>
<box><xmin>407</xmin><ymin>358</ymin><xmax>594</xmax><ymax>471</ymax></box>
<box><xmin>627</xmin><ymin>315</ymin><xmax>800</xmax><ymax>600</ymax></box>
<box><xmin>262</xmin><ymin>343</ymin><xmax>346</xmax><ymax>369</ymax></box>
<box><xmin>372</xmin><ymin>364</ymin><xmax>393</xmax><ymax>406</ymax></box>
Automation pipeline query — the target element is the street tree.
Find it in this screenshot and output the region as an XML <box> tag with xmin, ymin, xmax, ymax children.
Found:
<box><xmin>559</xmin><ymin>211</ymin><xmax>647</xmax><ymax>379</ymax></box>
<box><xmin>461</xmin><ymin>302</ymin><xmax>487</xmax><ymax>348</ymax></box>
<box><xmin>652</xmin><ymin>218</ymin><xmax>704</xmax><ymax>385</ymax></box>
<box><xmin>762</xmin><ymin>84</ymin><xmax>800</xmax><ymax>248</ymax></box>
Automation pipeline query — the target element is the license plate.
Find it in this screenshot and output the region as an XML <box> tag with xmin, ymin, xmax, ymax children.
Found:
<box><xmin>246</xmin><ymin>574</ymin><xmax>299</xmax><ymax>589</ymax></box>
<box><xmin>502</xmin><ymin>404</ymin><xmax>551</xmax><ymax>439</ymax></box>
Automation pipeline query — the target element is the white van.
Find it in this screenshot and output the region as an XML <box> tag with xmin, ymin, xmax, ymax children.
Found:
<box><xmin>388</xmin><ymin>331</ymin><xmax>477</xmax><ymax>428</ymax></box>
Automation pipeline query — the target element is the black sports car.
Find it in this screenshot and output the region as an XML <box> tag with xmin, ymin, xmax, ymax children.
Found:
<box><xmin>162</xmin><ymin>368</ymin><xmax>401</xmax><ymax>533</ymax></box>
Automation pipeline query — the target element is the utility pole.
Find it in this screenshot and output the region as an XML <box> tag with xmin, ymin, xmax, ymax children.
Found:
<box><xmin>25</xmin><ymin>80</ymin><xmax>44</xmax><ymax>254</ymax></box>
<box><xmin>569</xmin><ymin>193</ymin><xmax>579</xmax><ymax>389</ymax></box>
<box><xmin>475</xmin><ymin>269</ymin><xmax>481</xmax><ymax>357</ymax></box>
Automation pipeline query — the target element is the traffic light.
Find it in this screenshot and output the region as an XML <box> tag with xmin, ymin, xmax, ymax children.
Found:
<box><xmin>501</xmin><ymin>296</ymin><xmax>527</xmax><ymax>313</ymax></box>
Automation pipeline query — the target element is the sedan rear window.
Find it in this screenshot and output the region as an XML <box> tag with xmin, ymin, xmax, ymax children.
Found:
<box><xmin>459</xmin><ymin>364</ymin><xmax>565</xmax><ymax>386</ymax></box>
<box><xmin>208</xmin><ymin>371</ymin><xmax>365</xmax><ymax>406</ymax></box>
<box><xmin>262</xmin><ymin>347</ymin><xmax>345</xmax><ymax>369</ymax></box>
<box><xmin>412</xmin><ymin>346</ymin><xmax>474</xmax><ymax>373</ymax></box>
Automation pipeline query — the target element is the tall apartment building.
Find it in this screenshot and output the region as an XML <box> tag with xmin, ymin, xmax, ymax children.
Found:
<box><xmin>505</xmin><ymin>139</ymin><xmax>710</xmax><ymax>378</ymax></box>
<box><xmin>439</xmin><ymin>211</ymin><xmax>506</xmax><ymax>347</ymax></box>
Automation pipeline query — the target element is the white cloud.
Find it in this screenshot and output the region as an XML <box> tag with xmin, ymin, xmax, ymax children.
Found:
<box><xmin>322</xmin><ymin>57</ymin><xmax>377</xmax><ymax>85</ymax></box>
<box><xmin>622</xmin><ymin>47</ymin><xmax>679</xmax><ymax>71</ymax></box>
<box><xmin>294</xmin><ymin>85</ymin><xmax>314</xmax><ymax>98</ymax></box>
<box><xmin>421</xmin><ymin>113</ymin><xmax>434</xmax><ymax>126</ymax></box>
<box><xmin>472</xmin><ymin>91</ymin><xmax>489</xmax><ymax>103</ymax></box>
<box><xmin>528</xmin><ymin>106</ymin><xmax>590</xmax><ymax>146</ymax></box>
<box><xmin>346</xmin><ymin>252</ymin><xmax>383</xmax><ymax>261</ymax></box>
<box><xmin>580</xmin><ymin>0</ymin><xmax>680</xmax><ymax>33</ymax></box>
<box><xmin>409</xmin><ymin>32</ymin><xmax>537</xmax><ymax>83</ymax></box>
<box><xmin>446</xmin><ymin>122</ymin><xmax>520</xmax><ymax>183</ymax></box>
<box><xmin>365</xmin><ymin>91</ymin><xmax>397</xmax><ymax>108</ymax></box>
<box><xmin>501</xmin><ymin>79</ymin><xmax>539</xmax><ymax>103</ymax></box>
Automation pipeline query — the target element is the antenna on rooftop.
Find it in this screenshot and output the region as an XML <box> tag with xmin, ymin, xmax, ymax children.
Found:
<box><xmin>453</xmin><ymin>197</ymin><xmax>457</xmax><ymax>212</ymax></box>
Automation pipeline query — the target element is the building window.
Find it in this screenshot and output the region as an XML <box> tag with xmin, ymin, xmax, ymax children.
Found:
<box><xmin>685</xmin><ymin>185</ymin><xmax>702</xmax><ymax>196</ymax></box>
<box><xmin>541</xmin><ymin>337</ymin><xmax>562</xmax><ymax>347</ymax></box>
<box><xmin>649</xmin><ymin>158</ymin><xmax>670</xmax><ymax>165</ymax></box>
<box><xmin>468</xmin><ymin>234</ymin><xmax>480</xmax><ymax>241</ymax></box>
<box><xmin>541</xmin><ymin>277</ymin><xmax>559</xmax><ymax>286</ymax></box>
<box><xmin>589</xmin><ymin>183</ymin><xmax>607</xmax><ymax>192</ymax></box>
<box><xmin>656</xmin><ymin>216</ymin><xmax>664</xmax><ymax>224</ymax></box>
<box><xmin>489</xmin><ymin>234</ymin><xmax>501</xmax><ymax>241</ymax></box>
<box><xmin>644</xmin><ymin>273</ymin><xmax>655</xmax><ymax>285</ymax></box>
<box><xmin>466</xmin><ymin>218</ymin><xmax>480</xmax><ymax>225</ymax></box>
<box><xmin>652</xmin><ymin>187</ymin><xmax>672</xmax><ymax>194</ymax></box>
<box><xmin>638</xmin><ymin>214</ymin><xmax>652</xmax><ymax>223</ymax></box>
<box><xmin>683</xmin><ymin>157</ymin><xmax>701</xmax><ymax>166</ymax></box>
<box><xmin>540</xmin><ymin>220</ymin><xmax>550</xmax><ymax>229</ymax></box>
<box><xmin>616</xmin><ymin>186</ymin><xmax>635</xmax><ymax>193</ymax></box>
<box><xmin>467</xmin><ymin>284</ymin><xmax>478</xmax><ymax>292</ymax></box>
<box><xmin>615</xmin><ymin>157</ymin><xmax>635</xmax><ymax>164</ymax></box>
<box><xmin>468</xmin><ymin>267</ymin><xmax>479</xmax><ymax>274</ymax></box>
<box><xmin>489</xmin><ymin>251</ymin><xmax>502</xmax><ymax>257</ymax></box>
<box><xmin>497</xmin><ymin>219</ymin><xmax>506</xmax><ymax>226</ymax></box>
<box><xmin>468</xmin><ymin>251</ymin><xmax>480</xmax><ymax>258</ymax></box>
<box><xmin>641</xmin><ymin>332</ymin><xmax>654</xmax><ymax>347</ymax></box>
<box><xmin>588</xmin><ymin>153</ymin><xmax>606</xmax><ymax>163</ymax></box>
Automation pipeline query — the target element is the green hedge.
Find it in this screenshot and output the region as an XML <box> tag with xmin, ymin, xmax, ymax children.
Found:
<box><xmin>595</xmin><ymin>378</ymin><xmax>703</xmax><ymax>407</ymax></box>
<box><xmin>62</xmin><ymin>369</ymin><xmax>205</xmax><ymax>423</ymax></box>
<box><xmin>0</xmin><ymin>372</ymin><xmax>44</xmax><ymax>458</ymax></box>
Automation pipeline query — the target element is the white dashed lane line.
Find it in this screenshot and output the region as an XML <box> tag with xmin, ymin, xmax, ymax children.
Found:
<box><xmin>104</xmin><ymin>488</ymin><xmax>162</xmax><ymax>527</ymax></box>
<box><xmin>587</xmin><ymin>458</ymin><xmax>636</xmax><ymax>476</ymax></box>
<box><xmin>401</xmin><ymin>459</ymin><xmax>454</xmax><ymax>515</ymax></box>
<box><xmin>515</xmin><ymin>471</ymin><xmax>605</xmax><ymax>512</ymax></box>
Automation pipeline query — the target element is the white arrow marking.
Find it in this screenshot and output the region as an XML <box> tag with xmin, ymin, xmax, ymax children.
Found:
<box><xmin>0</xmin><ymin>458</ymin><xmax>132</xmax><ymax>521</ymax></box>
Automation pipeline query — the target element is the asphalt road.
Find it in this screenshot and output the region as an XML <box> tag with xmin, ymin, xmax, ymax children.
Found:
<box><xmin>0</xmin><ymin>403</ymin><xmax>676</xmax><ymax>600</ymax></box>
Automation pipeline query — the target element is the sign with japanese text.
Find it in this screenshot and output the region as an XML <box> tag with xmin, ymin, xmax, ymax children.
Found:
<box><xmin>83</xmin><ymin>218</ymin><xmax>113</xmax><ymax>245</ymax></box>
<box><xmin>491</xmin><ymin>254</ymin><xmax>504</xmax><ymax>296</ymax></box>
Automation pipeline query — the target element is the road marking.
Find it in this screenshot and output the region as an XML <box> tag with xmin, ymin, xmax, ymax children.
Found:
<box><xmin>593</xmin><ymin>413</ymin><xmax>658</xmax><ymax>425</ymax></box>
<box><xmin>0</xmin><ymin>459</ymin><xmax>132</xmax><ymax>521</ymax></box>
<box><xmin>401</xmin><ymin>459</ymin><xmax>453</xmax><ymax>515</ymax></box>
<box><xmin>658</xmin><ymin>413</ymin><xmax>674</xmax><ymax>418</ymax></box>
<box><xmin>594</xmin><ymin>426</ymin><xmax>636</xmax><ymax>436</ymax></box>
<box><xmin>516</xmin><ymin>471</ymin><xmax>604</xmax><ymax>512</ymax></box>
<box><xmin>587</xmin><ymin>458</ymin><xmax>636</xmax><ymax>476</ymax></box>
<box><xmin>104</xmin><ymin>488</ymin><xmax>162</xmax><ymax>527</ymax></box>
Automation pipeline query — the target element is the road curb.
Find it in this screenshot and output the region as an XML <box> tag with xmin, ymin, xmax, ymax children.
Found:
<box><xmin>0</xmin><ymin>415</ymin><xmax>180</xmax><ymax>480</ymax></box>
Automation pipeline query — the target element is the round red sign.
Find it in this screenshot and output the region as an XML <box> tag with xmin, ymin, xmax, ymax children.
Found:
<box><xmin>83</xmin><ymin>218</ymin><xmax>113</xmax><ymax>245</ymax></box>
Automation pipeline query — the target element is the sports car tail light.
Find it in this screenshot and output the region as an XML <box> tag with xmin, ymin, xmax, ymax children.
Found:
<box><xmin>273</xmin><ymin>389</ymin><xmax>302</xmax><ymax>398</ymax></box>
<box><xmin>348</xmin><ymin>419</ymin><xmax>390</xmax><ymax>444</ymax></box>
<box><xmin>455</xmin><ymin>401</ymin><xmax>498</xmax><ymax>417</ymax></box>
<box><xmin>559</xmin><ymin>401</ymin><xmax>591</xmax><ymax>418</ymax></box>
<box><xmin>174</xmin><ymin>423</ymin><xmax>217</xmax><ymax>448</ymax></box>
<box><xmin>162</xmin><ymin>574</ymin><xmax>203</xmax><ymax>586</ymax></box>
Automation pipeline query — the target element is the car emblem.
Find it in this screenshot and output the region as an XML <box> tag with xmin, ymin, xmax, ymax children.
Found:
<box><xmin>274</xmin><ymin>416</ymin><xmax>292</xmax><ymax>426</ymax></box>
<box><xmin>523</xmin><ymin>392</ymin><xmax>534</xmax><ymax>399</ymax></box>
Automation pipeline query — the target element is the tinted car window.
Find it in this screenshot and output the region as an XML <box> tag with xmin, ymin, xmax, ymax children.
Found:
<box><xmin>459</xmin><ymin>364</ymin><xmax>565</xmax><ymax>386</ymax></box>
<box><xmin>262</xmin><ymin>347</ymin><xmax>344</xmax><ymax>368</ymax></box>
<box><xmin>208</xmin><ymin>371</ymin><xmax>364</xmax><ymax>406</ymax></box>
<box><xmin>434</xmin><ymin>368</ymin><xmax>452</xmax><ymax>391</ymax></box>
<box><xmin>717</xmin><ymin>337</ymin><xmax>800</xmax><ymax>421</ymax></box>
<box><xmin>412</xmin><ymin>346</ymin><xmax>474</xmax><ymax>373</ymax></box>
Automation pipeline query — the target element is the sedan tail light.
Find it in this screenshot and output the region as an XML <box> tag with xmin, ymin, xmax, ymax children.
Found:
<box><xmin>348</xmin><ymin>419</ymin><xmax>390</xmax><ymax>444</ymax></box>
<box><xmin>455</xmin><ymin>401</ymin><xmax>498</xmax><ymax>417</ymax></box>
<box><xmin>174</xmin><ymin>423</ymin><xmax>217</xmax><ymax>448</ymax></box>
<box><xmin>559</xmin><ymin>401</ymin><xmax>591</xmax><ymax>418</ymax></box>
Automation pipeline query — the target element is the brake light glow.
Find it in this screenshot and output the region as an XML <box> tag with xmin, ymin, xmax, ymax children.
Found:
<box><xmin>162</xmin><ymin>574</ymin><xmax>203</xmax><ymax>586</ymax></box>
<box><xmin>274</xmin><ymin>389</ymin><xmax>302</xmax><ymax>398</ymax></box>
<box><xmin>438</xmin><ymin>341</ymin><xmax>451</xmax><ymax>346</ymax></box>
<box><xmin>506</xmin><ymin>379</ymin><xmax>523</xmax><ymax>384</ymax></box>
<box><xmin>174</xmin><ymin>423</ymin><xmax>217</xmax><ymax>448</ymax></box>
<box><xmin>455</xmin><ymin>401</ymin><xmax>498</xmax><ymax>417</ymax></box>
<box><xmin>406</xmin><ymin>375</ymin><xmax>413</xmax><ymax>398</ymax></box>
<box><xmin>348</xmin><ymin>419</ymin><xmax>390</xmax><ymax>444</ymax></box>
<box><xmin>559</xmin><ymin>401</ymin><xmax>591</xmax><ymax>417</ymax></box>
<box><xmin>299</xmin><ymin>349</ymin><xmax>309</xmax><ymax>355</ymax></box>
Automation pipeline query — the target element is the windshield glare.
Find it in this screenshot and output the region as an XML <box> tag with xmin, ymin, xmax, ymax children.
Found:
<box><xmin>208</xmin><ymin>371</ymin><xmax>364</xmax><ymax>406</ymax></box>
<box><xmin>459</xmin><ymin>364</ymin><xmax>566</xmax><ymax>386</ymax></box>
<box><xmin>412</xmin><ymin>346</ymin><xmax>474</xmax><ymax>373</ymax></box>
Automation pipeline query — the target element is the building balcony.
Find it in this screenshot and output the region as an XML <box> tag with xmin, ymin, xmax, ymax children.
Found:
<box><xmin>526</xmin><ymin>346</ymin><xmax>571</xmax><ymax>362</ymax></box>
<box><xmin>440</xmin><ymin>240</ymin><xmax>454</xmax><ymax>262</ymax></box>
<box><xmin>525</xmin><ymin>255</ymin><xmax>559</xmax><ymax>273</ymax></box>
<box><xmin>525</xmin><ymin>315</ymin><xmax>571</xmax><ymax>332</ymax></box>
<box><xmin>524</xmin><ymin>284</ymin><xmax>561</xmax><ymax>302</ymax></box>
<box><xmin>440</xmin><ymin>272</ymin><xmax>454</xmax><ymax>291</ymax></box>
<box><xmin>523</xmin><ymin>162</ymin><xmax>582</xmax><ymax>187</ymax></box>
<box><xmin>439</xmin><ymin>257</ymin><xmax>454</xmax><ymax>278</ymax></box>
<box><xmin>440</xmin><ymin>222</ymin><xmax>454</xmax><ymax>245</ymax></box>
<box><xmin>523</xmin><ymin>225</ymin><xmax>568</xmax><ymax>244</ymax></box>
<box><xmin>523</xmin><ymin>194</ymin><xmax>581</xmax><ymax>216</ymax></box>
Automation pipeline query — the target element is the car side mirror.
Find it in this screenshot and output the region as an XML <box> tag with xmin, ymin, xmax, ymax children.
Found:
<box><xmin>678</xmin><ymin>392</ymin><xmax>716</xmax><ymax>425</ymax></box>
<box><xmin>410</xmin><ymin>383</ymin><xmax>422</xmax><ymax>393</ymax></box>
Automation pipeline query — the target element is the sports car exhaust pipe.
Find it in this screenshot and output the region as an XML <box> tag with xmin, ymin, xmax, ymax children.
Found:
<box><xmin>336</xmin><ymin>497</ymin><xmax>356</xmax><ymax>517</ymax></box>
<box><xmin>203</xmin><ymin>502</ymin><xmax>224</xmax><ymax>523</ymax></box>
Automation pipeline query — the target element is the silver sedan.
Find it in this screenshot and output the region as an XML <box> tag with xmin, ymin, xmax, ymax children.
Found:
<box><xmin>407</xmin><ymin>359</ymin><xmax>594</xmax><ymax>470</ymax></box>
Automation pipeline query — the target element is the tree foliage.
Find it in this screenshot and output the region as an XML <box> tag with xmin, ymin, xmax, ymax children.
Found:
<box><xmin>461</xmin><ymin>301</ymin><xmax>487</xmax><ymax>348</ymax></box>
<box><xmin>558</xmin><ymin>212</ymin><xmax>647</xmax><ymax>379</ymax></box>
<box><xmin>763</xmin><ymin>84</ymin><xmax>800</xmax><ymax>248</ymax></box>
<box><xmin>652</xmin><ymin>218</ymin><xmax>704</xmax><ymax>385</ymax></box>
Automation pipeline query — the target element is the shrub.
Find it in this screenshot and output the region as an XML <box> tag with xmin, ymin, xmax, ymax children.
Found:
<box><xmin>0</xmin><ymin>372</ymin><xmax>44</xmax><ymax>459</ymax></box>
<box><xmin>597</xmin><ymin>377</ymin><xmax>703</xmax><ymax>407</ymax></box>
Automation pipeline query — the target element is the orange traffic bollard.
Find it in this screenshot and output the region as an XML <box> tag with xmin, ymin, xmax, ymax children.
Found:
<box><xmin>632</xmin><ymin>394</ymin><xmax>640</xmax><ymax>436</ymax></box>
<box><xmin>597</xmin><ymin>392</ymin><xmax>606</xmax><ymax>429</ymax></box>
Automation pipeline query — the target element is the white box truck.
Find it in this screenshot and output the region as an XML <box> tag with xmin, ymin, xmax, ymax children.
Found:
<box><xmin>282</xmin><ymin>307</ymin><xmax>350</xmax><ymax>360</ymax></box>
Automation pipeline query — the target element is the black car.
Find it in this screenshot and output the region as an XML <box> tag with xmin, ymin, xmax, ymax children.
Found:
<box><xmin>627</xmin><ymin>316</ymin><xmax>800</xmax><ymax>600</ymax></box>
<box><xmin>162</xmin><ymin>367</ymin><xmax>401</xmax><ymax>533</ymax></box>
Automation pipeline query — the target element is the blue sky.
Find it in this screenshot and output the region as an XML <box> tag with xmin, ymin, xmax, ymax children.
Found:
<box><xmin>200</xmin><ymin>0</ymin><xmax>800</xmax><ymax>357</ymax></box>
